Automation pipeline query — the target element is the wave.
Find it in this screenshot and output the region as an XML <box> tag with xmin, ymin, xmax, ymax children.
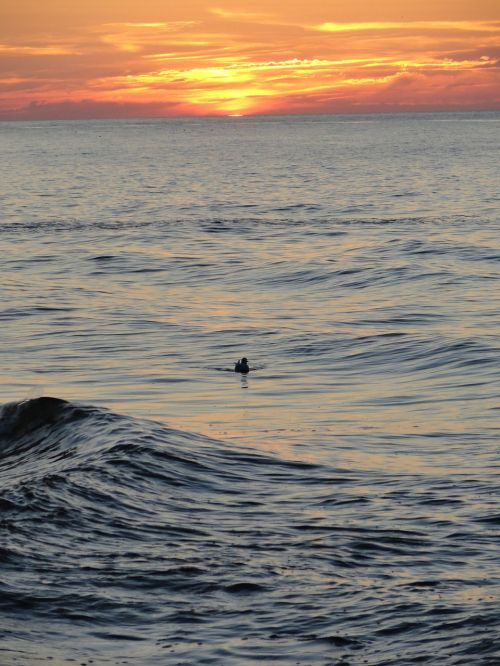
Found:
<box><xmin>0</xmin><ymin>396</ymin><xmax>307</xmax><ymax>480</ymax></box>
<box><xmin>0</xmin><ymin>397</ymin><xmax>320</xmax><ymax>538</ymax></box>
<box><xmin>0</xmin><ymin>212</ymin><xmax>491</xmax><ymax>235</ymax></box>
<box><xmin>1</xmin><ymin>398</ymin><xmax>498</xmax><ymax>665</ymax></box>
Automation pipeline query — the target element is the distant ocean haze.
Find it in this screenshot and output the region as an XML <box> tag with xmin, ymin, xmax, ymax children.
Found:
<box><xmin>0</xmin><ymin>112</ymin><xmax>499</xmax><ymax>665</ymax></box>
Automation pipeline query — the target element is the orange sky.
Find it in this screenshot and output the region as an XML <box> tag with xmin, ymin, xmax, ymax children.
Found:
<box><xmin>1</xmin><ymin>0</ymin><xmax>499</xmax><ymax>119</ymax></box>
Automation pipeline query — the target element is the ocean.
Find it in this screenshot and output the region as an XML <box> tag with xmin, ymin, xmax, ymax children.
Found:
<box><xmin>0</xmin><ymin>112</ymin><xmax>499</xmax><ymax>665</ymax></box>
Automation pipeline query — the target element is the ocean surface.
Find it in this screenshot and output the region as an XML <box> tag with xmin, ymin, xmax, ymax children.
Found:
<box><xmin>0</xmin><ymin>112</ymin><xmax>499</xmax><ymax>665</ymax></box>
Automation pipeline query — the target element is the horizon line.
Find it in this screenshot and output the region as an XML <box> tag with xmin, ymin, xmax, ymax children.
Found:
<box><xmin>2</xmin><ymin>107</ymin><xmax>500</xmax><ymax>123</ymax></box>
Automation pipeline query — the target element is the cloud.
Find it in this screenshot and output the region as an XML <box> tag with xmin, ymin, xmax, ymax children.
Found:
<box><xmin>1</xmin><ymin>9</ymin><xmax>499</xmax><ymax>118</ymax></box>
<box><xmin>100</xmin><ymin>21</ymin><xmax>198</xmax><ymax>31</ymax></box>
<box><xmin>96</xmin><ymin>21</ymin><xmax>200</xmax><ymax>52</ymax></box>
<box><xmin>209</xmin><ymin>8</ymin><xmax>276</xmax><ymax>22</ymax></box>
<box><xmin>0</xmin><ymin>44</ymin><xmax>78</xmax><ymax>56</ymax></box>
<box><xmin>314</xmin><ymin>20</ymin><xmax>500</xmax><ymax>34</ymax></box>
<box><xmin>0</xmin><ymin>98</ymin><xmax>182</xmax><ymax>121</ymax></box>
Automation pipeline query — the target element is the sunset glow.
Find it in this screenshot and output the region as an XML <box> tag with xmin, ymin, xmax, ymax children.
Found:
<box><xmin>1</xmin><ymin>1</ymin><xmax>499</xmax><ymax>119</ymax></box>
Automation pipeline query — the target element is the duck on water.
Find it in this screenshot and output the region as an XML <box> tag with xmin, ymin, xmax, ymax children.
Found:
<box><xmin>234</xmin><ymin>357</ymin><xmax>250</xmax><ymax>374</ymax></box>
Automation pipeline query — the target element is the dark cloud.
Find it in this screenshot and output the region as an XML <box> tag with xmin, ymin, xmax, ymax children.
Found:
<box><xmin>0</xmin><ymin>98</ymin><xmax>181</xmax><ymax>120</ymax></box>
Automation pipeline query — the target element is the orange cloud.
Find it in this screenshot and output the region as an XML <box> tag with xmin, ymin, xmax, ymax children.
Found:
<box><xmin>315</xmin><ymin>20</ymin><xmax>500</xmax><ymax>33</ymax></box>
<box><xmin>0</xmin><ymin>44</ymin><xmax>79</xmax><ymax>56</ymax></box>
<box><xmin>0</xmin><ymin>2</ymin><xmax>499</xmax><ymax>119</ymax></box>
<box><xmin>209</xmin><ymin>8</ymin><xmax>277</xmax><ymax>21</ymax></box>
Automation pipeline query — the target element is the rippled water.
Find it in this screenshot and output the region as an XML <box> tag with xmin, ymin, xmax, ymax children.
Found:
<box><xmin>0</xmin><ymin>113</ymin><xmax>499</xmax><ymax>665</ymax></box>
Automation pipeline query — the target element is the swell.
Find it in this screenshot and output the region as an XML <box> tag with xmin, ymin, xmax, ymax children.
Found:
<box><xmin>1</xmin><ymin>398</ymin><xmax>498</xmax><ymax>665</ymax></box>
<box><xmin>0</xmin><ymin>212</ymin><xmax>489</xmax><ymax>235</ymax></box>
<box><xmin>0</xmin><ymin>396</ymin><xmax>313</xmax><ymax>485</ymax></box>
<box><xmin>0</xmin><ymin>397</ymin><xmax>322</xmax><ymax>541</ymax></box>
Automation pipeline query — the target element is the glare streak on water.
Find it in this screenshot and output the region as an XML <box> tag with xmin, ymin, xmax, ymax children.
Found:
<box><xmin>0</xmin><ymin>112</ymin><xmax>499</xmax><ymax>665</ymax></box>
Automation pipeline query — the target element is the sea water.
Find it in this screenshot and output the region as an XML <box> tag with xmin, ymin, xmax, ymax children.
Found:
<box><xmin>0</xmin><ymin>113</ymin><xmax>499</xmax><ymax>665</ymax></box>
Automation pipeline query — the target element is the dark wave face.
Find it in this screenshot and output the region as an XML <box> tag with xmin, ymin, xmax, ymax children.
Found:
<box><xmin>1</xmin><ymin>397</ymin><xmax>498</xmax><ymax>665</ymax></box>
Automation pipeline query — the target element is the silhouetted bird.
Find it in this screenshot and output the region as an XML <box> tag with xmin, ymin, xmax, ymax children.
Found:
<box><xmin>235</xmin><ymin>357</ymin><xmax>250</xmax><ymax>374</ymax></box>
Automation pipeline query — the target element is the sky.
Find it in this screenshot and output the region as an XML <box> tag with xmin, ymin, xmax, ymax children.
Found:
<box><xmin>1</xmin><ymin>0</ymin><xmax>499</xmax><ymax>119</ymax></box>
